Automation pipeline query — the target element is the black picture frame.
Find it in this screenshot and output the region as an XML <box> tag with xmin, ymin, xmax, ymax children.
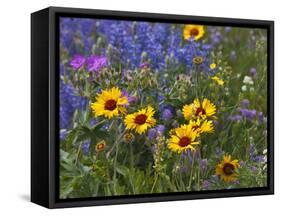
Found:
<box><xmin>31</xmin><ymin>6</ymin><xmax>274</xmax><ymax>208</ymax></box>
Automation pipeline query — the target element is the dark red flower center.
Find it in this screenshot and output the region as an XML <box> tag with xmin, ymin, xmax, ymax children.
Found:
<box><xmin>179</xmin><ymin>137</ymin><xmax>191</xmax><ymax>147</ymax></box>
<box><xmin>223</xmin><ymin>163</ymin><xmax>235</xmax><ymax>175</ymax></box>
<box><xmin>104</xmin><ymin>99</ymin><xmax>117</xmax><ymax>111</ymax></box>
<box><xmin>196</xmin><ymin>107</ymin><xmax>206</xmax><ymax>116</ymax></box>
<box><xmin>134</xmin><ymin>114</ymin><xmax>147</xmax><ymax>125</ymax></box>
<box><xmin>190</xmin><ymin>28</ymin><xmax>199</xmax><ymax>36</ymax></box>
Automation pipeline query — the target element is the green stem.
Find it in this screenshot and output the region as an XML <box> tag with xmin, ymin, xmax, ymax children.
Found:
<box><xmin>112</xmin><ymin>119</ymin><xmax>119</xmax><ymax>194</ymax></box>
<box><xmin>197</xmin><ymin>148</ymin><xmax>202</xmax><ymax>190</ymax></box>
<box><xmin>106</xmin><ymin>129</ymin><xmax>126</xmax><ymax>159</ymax></box>
<box><xmin>188</xmin><ymin>150</ymin><xmax>196</xmax><ymax>191</ymax></box>
<box><xmin>151</xmin><ymin>174</ymin><xmax>158</xmax><ymax>193</ymax></box>
<box><xmin>129</xmin><ymin>141</ymin><xmax>134</xmax><ymax>171</ymax></box>
<box><xmin>75</xmin><ymin>143</ymin><xmax>82</xmax><ymax>166</ymax></box>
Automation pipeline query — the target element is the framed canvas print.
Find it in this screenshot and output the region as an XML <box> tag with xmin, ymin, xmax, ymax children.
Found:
<box><xmin>31</xmin><ymin>7</ymin><xmax>274</xmax><ymax>208</ymax></box>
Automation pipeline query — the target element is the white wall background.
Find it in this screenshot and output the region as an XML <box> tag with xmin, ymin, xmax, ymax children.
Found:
<box><xmin>0</xmin><ymin>0</ymin><xmax>279</xmax><ymax>214</ymax></box>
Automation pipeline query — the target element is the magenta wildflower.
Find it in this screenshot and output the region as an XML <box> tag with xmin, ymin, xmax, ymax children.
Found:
<box><xmin>70</xmin><ymin>54</ymin><xmax>86</xmax><ymax>70</ymax></box>
<box><xmin>87</xmin><ymin>55</ymin><xmax>107</xmax><ymax>73</ymax></box>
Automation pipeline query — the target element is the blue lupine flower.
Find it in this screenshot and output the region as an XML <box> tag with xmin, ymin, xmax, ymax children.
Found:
<box><xmin>121</xmin><ymin>89</ymin><xmax>137</xmax><ymax>104</ymax></box>
<box><xmin>82</xmin><ymin>139</ymin><xmax>91</xmax><ymax>154</ymax></box>
<box><xmin>161</xmin><ymin>108</ymin><xmax>173</xmax><ymax>121</ymax></box>
<box><xmin>253</xmin><ymin>155</ymin><xmax>265</xmax><ymax>162</ymax></box>
<box><xmin>60</xmin><ymin>79</ymin><xmax>88</xmax><ymax>129</ymax></box>
<box><xmin>156</xmin><ymin>125</ymin><xmax>165</xmax><ymax>135</ymax></box>
<box><xmin>229</xmin><ymin>115</ymin><xmax>243</xmax><ymax>122</ymax></box>
<box><xmin>200</xmin><ymin>159</ymin><xmax>208</xmax><ymax>171</ymax></box>
<box><xmin>148</xmin><ymin>128</ymin><xmax>157</xmax><ymax>140</ymax></box>
<box><xmin>60</xmin><ymin>129</ymin><xmax>67</xmax><ymax>140</ymax></box>
<box><xmin>258</xmin><ymin>112</ymin><xmax>266</xmax><ymax>124</ymax></box>
<box><xmin>202</xmin><ymin>180</ymin><xmax>211</xmax><ymax>189</ymax></box>
<box><xmin>239</xmin><ymin>108</ymin><xmax>257</xmax><ymax>121</ymax></box>
<box><xmin>61</xmin><ymin>18</ymin><xmax>216</xmax><ymax>76</ymax></box>
<box><xmin>148</xmin><ymin>125</ymin><xmax>166</xmax><ymax>140</ymax></box>
<box><xmin>89</xmin><ymin>119</ymin><xmax>98</xmax><ymax>127</ymax></box>
<box><xmin>249</xmin><ymin>67</ymin><xmax>257</xmax><ymax>76</ymax></box>
<box><xmin>241</xmin><ymin>99</ymin><xmax>250</xmax><ymax>108</ymax></box>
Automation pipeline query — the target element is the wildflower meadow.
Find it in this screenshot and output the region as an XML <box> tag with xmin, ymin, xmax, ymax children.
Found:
<box><xmin>59</xmin><ymin>18</ymin><xmax>268</xmax><ymax>199</ymax></box>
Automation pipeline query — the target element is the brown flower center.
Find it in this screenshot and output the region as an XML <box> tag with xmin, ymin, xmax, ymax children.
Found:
<box><xmin>223</xmin><ymin>163</ymin><xmax>235</xmax><ymax>175</ymax></box>
<box><xmin>192</xmin><ymin>56</ymin><xmax>204</xmax><ymax>65</ymax></box>
<box><xmin>196</xmin><ymin>107</ymin><xmax>206</xmax><ymax>116</ymax></box>
<box><xmin>179</xmin><ymin>136</ymin><xmax>191</xmax><ymax>147</ymax></box>
<box><xmin>190</xmin><ymin>28</ymin><xmax>199</xmax><ymax>36</ymax></box>
<box><xmin>134</xmin><ymin>114</ymin><xmax>147</xmax><ymax>125</ymax></box>
<box><xmin>104</xmin><ymin>99</ymin><xmax>117</xmax><ymax>111</ymax></box>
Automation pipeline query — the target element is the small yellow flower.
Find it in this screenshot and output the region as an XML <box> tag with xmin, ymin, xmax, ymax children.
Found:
<box><xmin>216</xmin><ymin>155</ymin><xmax>240</xmax><ymax>182</ymax></box>
<box><xmin>183</xmin><ymin>25</ymin><xmax>205</xmax><ymax>40</ymax></box>
<box><xmin>210</xmin><ymin>63</ymin><xmax>217</xmax><ymax>69</ymax></box>
<box><xmin>182</xmin><ymin>98</ymin><xmax>216</xmax><ymax>120</ymax></box>
<box><xmin>124</xmin><ymin>105</ymin><xmax>156</xmax><ymax>134</ymax></box>
<box><xmin>168</xmin><ymin>124</ymin><xmax>200</xmax><ymax>153</ymax></box>
<box><xmin>91</xmin><ymin>87</ymin><xmax>128</xmax><ymax>119</ymax></box>
<box><xmin>95</xmin><ymin>140</ymin><xmax>106</xmax><ymax>152</ymax></box>
<box><xmin>211</xmin><ymin>76</ymin><xmax>224</xmax><ymax>86</ymax></box>
<box><xmin>189</xmin><ymin>118</ymin><xmax>214</xmax><ymax>134</ymax></box>
<box><xmin>192</xmin><ymin>56</ymin><xmax>204</xmax><ymax>65</ymax></box>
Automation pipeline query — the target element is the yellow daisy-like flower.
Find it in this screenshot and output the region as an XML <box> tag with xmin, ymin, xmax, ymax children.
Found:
<box><xmin>124</xmin><ymin>105</ymin><xmax>156</xmax><ymax>134</ymax></box>
<box><xmin>211</xmin><ymin>76</ymin><xmax>224</xmax><ymax>86</ymax></box>
<box><xmin>216</xmin><ymin>155</ymin><xmax>240</xmax><ymax>182</ymax></box>
<box><xmin>183</xmin><ymin>25</ymin><xmax>205</xmax><ymax>40</ymax></box>
<box><xmin>210</xmin><ymin>63</ymin><xmax>217</xmax><ymax>70</ymax></box>
<box><xmin>189</xmin><ymin>118</ymin><xmax>214</xmax><ymax>134</ymax></box>
<box><xmin>91</xmin><ymin>87</ymin><xmax>128</xmax><ymax>119</ymax></box>
<box><xmin>182</xmin><ymin>98</ymin><xmax>216</xmax><ymax>120</ymax></box>
<box><xmin>168</xmin><ymin>124</ymin><xmax>199</xmax><ymax>153</ymax></box>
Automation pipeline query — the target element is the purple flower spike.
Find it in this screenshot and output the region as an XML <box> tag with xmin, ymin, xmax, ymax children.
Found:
<box><xmin>258</xmin><ymin>112</ymin><xmax>264</xmax><ymax>124</ymax></box>
<box><xmin>239</xmin><ymin>108</ymin><xmax>257</xmax><ymax>121</ymax></box>
<box><xmin>180</xmin><ymin>165</ymin><xmax>188</xmax><ymax>174</ymax></box>
<box><xmin>87</xmin><ymin>55</ymin><xmax>107</xmax><ymax>73</ymax></box>
<box><xmin>60</xmin><ymin>129</ymin><xmax>67</xmax><ymax>140</ymax></box>
<box><xmin>249</xmin><ymin>67</ymin><xmax>257</xmax><ymax>76</ymax></box>
<box><xmin>156</xmin><ymin>125</ymin><xmax>165</xmax><ymax>135</ymax></box>
<box><xmin>121</xmin><ymin>89</ymin><xmax>137</xmax><ymax>104</ymax></box>
<box><xmin>162</xmin><ymin>108</ymin><xmax>173</xmax><ymax>121</ymax></box>
<box><xmin>148</xmin><ymin>128</ymin><xmax>157</xmax><ymax>140</ymax></box>
<box><xmin>82</xmin><ymin>139</ymin><xmax>91</xmax><ymax>154</ymax></box>
<box><xmin>254</xmin><ymin>155</ymin><xmax>265</xmax><ymax>162</ymax></box>
<box><xmin>70</xmin><ymin>54</ymin><xmax>86</xmax><ymax>70</ymax></box>
<box><xmin>202</xmin><ymin>180</ymin><xmax>211</xmax><ymax>190</ymax></box>
<box><xmin>200</xmin><ymin>159</ymin><xmax>208</xmax><ymax>171</ymax></box>
<box><xmin>241</xmin><ymin>99</ymin><xmax>250</xmax><ymax>108</ymax></box>
<box><xmin>229</xmin><ymin>115</ymin><xmax>243</xmax><ymax>122</ymax></box>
